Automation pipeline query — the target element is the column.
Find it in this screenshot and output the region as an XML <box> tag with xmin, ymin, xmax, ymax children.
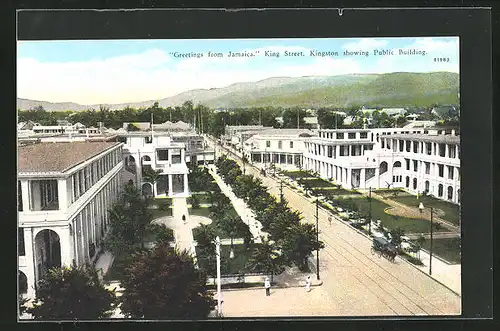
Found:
<box><xmin>57</xmin><ymin>179</ymin><xmax>68</xmax><ymax>212</ymax></box>
<box><xmin>58</xmin><ymin>226</ymin><xmax>73</xmax><ymax>267</ymax></box>
<box><xmin>168</xmin><ymin>174</ymin><xmax>173</xmax><ymax>196</ymax></box>
<box><xmin>347</xmin><ymin>168</ymin><xmax>352</xmax><ymax>189</ymax></box>
<box><xmin>181</xmin><ymin>148</ymin><xmax>186</xmax><ymax>162</ymax></box>
<box><xmin>23</xmin><ymin>227</ymin><xmax>36</xmax><ymax>298</ymax></box>
<box><xmin>21</xmin><ymin>180</ymin><xmax>30</xmax><ymax>211</ymax></box>
<box><xmin>445</xmin><ymin>144</ymin><xmax>449</xmax><ymax>158</ymax></box>
<box><xmin>184</xmin><ymin>173</ymin><xmax>189</xmax><ymax>194</ymax></box>
<box><xmin>360</xmin><ymin>168</ymin><xmax>366</xmax><ymax>189</ymax></box>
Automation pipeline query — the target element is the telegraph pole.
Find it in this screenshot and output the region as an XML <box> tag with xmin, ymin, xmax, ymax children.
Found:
<box><xmin>368</xmin><ymin>187</ymin><xmax>372</xmax><ymax>235</ymax></box>
<box><xmin>216</xmin><ymin>236</ymin><xmax>222</xmax><ymax>316</ymax></box>
<box><xmin>315</xmin><ymin>198</ymin><xmax>320</xmax><ymax>280</ymax></box>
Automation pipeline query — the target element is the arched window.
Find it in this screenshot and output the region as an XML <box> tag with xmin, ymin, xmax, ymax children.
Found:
<box><xmin>425</xmin><ymin>180</ymin><xmax>430</xmax><ymax>193</ymax></box>
<box><xmin>405</xmin><ymin>176</ymin><xmax>410</xmax><ymax>188</ymax></box>
<box><xmin>380</xmin><ymin>161</ymin><xmax>388</xmax><ymax>174</ymax></box>
<box><xmin>19</xmin><ymin>271</ymin><xmax>27</xmax><ymax>294</ymax></box>
<box><xmin>393</xmin><ymin>161</ymin><xmax>401</xmax><ymax>168</ymax></box>
<box><xmin>413</xmin><ymin>178</ymin><xmax>418</xmax><ymax>190</ymax></box>
<box><xmin>447</xmin><ymin>186</ymin><xmax>453</xmax><ymax>200</ymax></box>
<box><xmin>438</xmin><ymin>184</ymin><xmax>444</xmax><ymax>197</ymax></box>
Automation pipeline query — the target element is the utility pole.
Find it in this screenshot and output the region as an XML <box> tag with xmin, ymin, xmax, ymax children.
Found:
<box><xmin>429</xmin><ymin>207</ymin><xmax>434</xmax><ymax>276</ymax></box>
<box><xmin>368</xmin><ymin>187</ymin><xmax>372</xmax><ymax>235</ymax></box>
<box><xmin>315</xmin><ymin>197</ymin><xmax>320</xmax><ymax>280</ymax></box>
<box><xmin>216</xmin><ymin>236</ymin><xmax>222</xmax><ymax>317</ymax></box>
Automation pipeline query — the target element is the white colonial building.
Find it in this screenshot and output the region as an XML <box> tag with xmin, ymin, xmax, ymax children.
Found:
<box><xmin>18</xmin><ymin>141</ymin><xmax>124</xmax><ymax>298</ymax></box>
<box><xmin>302</xmin><ymin>127</ymin><xmax>460</xmax><ymax>204</ymax></box>
<box><xmin>119</xmin><ymin>132</ymin><xmax>191</xmax><ymax>197</ymax></box>
<box><xmin>242</xmin><ymin>128</ymin><xmax>315</xmax><ymax>170</ymax></box>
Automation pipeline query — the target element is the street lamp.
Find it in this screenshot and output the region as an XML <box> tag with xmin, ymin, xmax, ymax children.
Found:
<box><xmin>419</xmin><ymin>203</ymin><xmax>434</xmax><ymax>275</ymax></box>
<box><xmin>315</xmin><ymin>197</ymin><xmax>320</xmax><ymax>280</ymax></box>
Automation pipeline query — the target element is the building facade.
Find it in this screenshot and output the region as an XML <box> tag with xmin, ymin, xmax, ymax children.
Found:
<box><xmin>242</xmin><ymin>129</ymin><xmax>315</xmax><ymax>171</ymax></box>
<box><xmin>302</xmin><ymin>127</ymin><xmax>460</xmax><ymax>204</ymax></box>
<box><xmin>119</xmin><ymin>132</ymin><xmax>191</xmax><ymax>198</ymax></box>
<box><xmin>18</xmin><ymin>141</ymin><xmax>124</xmax><ymax>298</ymax></box>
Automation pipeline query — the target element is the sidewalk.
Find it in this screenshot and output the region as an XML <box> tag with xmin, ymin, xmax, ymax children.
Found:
<box><xmin>207</xmin><ymin>165</ymin><xmax>266</xmax><ymax>243</ymax></box>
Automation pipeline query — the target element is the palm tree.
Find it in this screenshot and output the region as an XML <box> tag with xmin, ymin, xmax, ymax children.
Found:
<box><xmin>142</xmin><ymin>168</ymin><xmax>163</xmax><ymax>197</ymax></box>
<box><xmin>246</xmin><ymin>237</ymin><xmax>283</xmax><ymax>282</ymax></box>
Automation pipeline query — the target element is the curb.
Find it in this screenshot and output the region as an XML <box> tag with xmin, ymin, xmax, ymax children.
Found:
<box><xmin>208</xmin><ymin>281</ymin><xmax>323</xmax><ymax>292</ymax></box>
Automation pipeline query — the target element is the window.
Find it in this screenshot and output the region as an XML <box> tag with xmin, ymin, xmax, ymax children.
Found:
<box><xmin>426</xmin><ymin>142</ymin><xmax>432</xmax><ymax>155</ymax></box>
<box><xmin>405</xmin><ymin>159</ymin><xmax>410</xmax><ymax>171</ymax></box>
<box><xmin>360</xmin><ymin>132</ymin><xmax>368</xmax><ymax>139</ymax></box>
<box><xmin>278</xmin><ymin>141</ymin><xmax>282</xmax><ymax>149</ymax></box>
<box><xmin>438</xmin><ymin>184</ymin><xmax>443</xmax><ymax>197</ymax></box>
<box><xmin>406</xmin><ymin>140</ymin><xmax>411</xmax><ymax>152</ymax></box>
<box><xmin>381</xmin><ymin>139</ymin><xmax>385</xmax><ymax>148</ymax></box>
<box><xmin>348</xmin><ymin>132</ymin><xmax>356</xmax><ymax>139</ymax></box>
<box><xmin>447</xmin><ymin>186</ymin><xmax>453</xmax><ymax>200</ymax></box>
<box><xmin>449</xmin><ymin>145</ymin><xmax>456</xmax><ymax>158</ymax></box>
<box><xmin>399</xmin><ymin>140</ymin><xmax>404</xmax><ymax>152</ymax></box>
<box><xmin>413</xmin><ymin>160</ymin><xmax>418</xmax><ymax>172</ymax></box>
<box><xmin>425</xmin><ymin>162</ymin><xmax>430</xmax><ymax>174</ymax></box>
<box><xmin>157</xmin><ymin>149</ymin><xmax>169</xmax><ymax>161</ymax></box>
<box><xmin>438</xmin><ymin>164</ymin><xmax>444</xmax><ymax>177</ymax></box>
<box><xmin>18</xmin><ymin>181</ymin><xmax>23</xmax><ymax>211</ymax></box>
<box><xmin>448</xmin><ymin>166</ymin><xmax>454</xmax><ymax>180</ymax></box>
<box><xmin>413</xmin><ymin>142</ymin><xmax>418</xmax><ymax>153</ymax></box>
<box><xmin>405</xmin><ymin>176</ymin><xmax>410</xmax><ymax>188</ymax></box>
<box><xmin>439</xmin><ymin>144</ymin><xmax>446</xmax><ymax>157</ymax></box>
<box><xmin>18</xmin><ymin>229</ymin><xmax>25</xmax><ymax>256</ymax></box>
<box><xmin>290</xmin><ymin>141</ymin><xmax>293</xmax><ymax>148</ymax></box>
<box><xmin>336</xmin><ymin>132</ymin><xmax>344</xmax><ymax>139</ymax></box>
<box><xmin>327</xmin><ymin>146</ymin><xmax>333</xmax><ymax>158</ymax></box>
<box><xmin>145</xmin><ymin>136</ymin><xmax>152</xmax><ymax>144</ymax></box>
<box><xmin>266</xmin><ymin>141</ymin><xmax>271</xmax><ymax>148</ymax></box>
<box><xmin>413</xmin><ymin>178</ymin><xmax>418</xmax><ymax>190</ymax></box>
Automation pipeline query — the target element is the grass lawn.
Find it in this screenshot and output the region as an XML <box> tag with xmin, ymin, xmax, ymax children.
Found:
<box><xmin>315</xmin><ymin>188</ymin><xmax>361</xmax><ymax>196</ymax></box>
<box><xmin>300</xmin><ymin>178</ymin><xmax>334</xmax><ymax>188</ymax></box>
<box><xmin>151</xmin><ymin>208</ymin><xmax>173</xmax><ymax>218</ymax></box>
<box><xmin>391</xmin><ymin>195</ymin><xmax>460</xmax><ymax>225</ymax></box>
<box><xmin>195</xmin><ymin>244</ymin><xmax>259</xmax><ymax>275</ymax></box>
<box><xmin>421</xmin><ymin>237</ymin><xmax>461</xmax><ymax>264</ymax></box>
<box><xmin>346</xmin><ymin>198</ymin><xmax>447</xmax><ymax>234</ymax></box>
<box><xmin>188</xmin><ymin>193</ymin><xmax>212</xmax><ymax>204</ymax></box>
<box><xmin>283</xmin><ymin>170</ymin><xmax>314</xmax><ymax>179</ymax></box>
<box><xmin>189</xmin><ymin>206</ymin><xmax>239</xmax><ymax>219</ymax></box>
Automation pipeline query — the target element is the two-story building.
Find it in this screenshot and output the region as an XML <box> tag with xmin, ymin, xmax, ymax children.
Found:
<box><xmin>242</xmin><ymin>128</ymin><xmax>315</xmax><ymax>170</ymax></box>
<box><xmin>119</xmin><ymin>132</ymin><xmax>191</xmax><ymax>197</ymax></box>
<box><xmin>18</xmin><ymin>141</ymin><xmax>123</xmax><ymax>298</ymax></box>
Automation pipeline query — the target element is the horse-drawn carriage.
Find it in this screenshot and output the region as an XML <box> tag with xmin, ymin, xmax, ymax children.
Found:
<box><xmin>371</xmin><ymin>236</ymin><xmax>398</xmax><ymax>262</ymax></box>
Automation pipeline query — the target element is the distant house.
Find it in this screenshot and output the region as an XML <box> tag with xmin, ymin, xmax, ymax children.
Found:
<box><xmin>381</xmin><ymin>108</ymin><xmax>406</xmax><ymax>117</ymax></box>
<box><xmin>17</xmin><ymin>120</ymin><xmax>38</xmax><ymax>131</ymax></box>
<box><xmin>152</xmin><ymin>121</ymin><xmax>191</xmax><ymax>132</ymax></box>
<box><xmin>304</xmin><ymin>116</ymin><xmax>319</xmax><ymax>130</ymax></box>
<box><xmin>431</xmin><ymin>105</ymin><xmax>459</xmax><ymax>119</ymax></box>
<box><xmin>122</xmin><ymin>122</ymin><xmax>151</xmax><ymax>131</ymax></box>
<box><xmin>406</xmin><ymin>114</ymin><xmax>420</xmax><ymax>121</ymax></box>
<box><xmin>56</xmin><ymin>120</ymin><xmax>72</xmax><ymax>126</ymax></box>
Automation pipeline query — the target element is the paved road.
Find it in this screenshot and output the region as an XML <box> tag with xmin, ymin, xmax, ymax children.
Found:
<box><xmin>210</xmin><ymin>140</ymin><xmax>461</xmax><ymax>316</ymax></box>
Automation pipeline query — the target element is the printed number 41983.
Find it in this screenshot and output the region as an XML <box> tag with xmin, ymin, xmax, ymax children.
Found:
<box><xmin>434</xmin><ymin>57</ymin><xmax>450</xmax><ymax>62</ymax></box>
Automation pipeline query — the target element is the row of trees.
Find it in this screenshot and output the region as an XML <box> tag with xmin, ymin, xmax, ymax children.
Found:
<box><xmin>215</xmin><ymin>156</ymin><xmax>324</xmax><ymax>272</ymax></box>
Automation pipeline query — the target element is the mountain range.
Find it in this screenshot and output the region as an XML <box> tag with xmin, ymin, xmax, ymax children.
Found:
<box><xmin>17</xmin><ymin>72</ymin><xmax>459</xmax><ymax>111</ymax></box>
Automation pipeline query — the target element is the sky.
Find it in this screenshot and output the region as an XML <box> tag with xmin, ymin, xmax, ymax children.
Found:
<box><xmin>17</xmin><ymin>37</ymin><xmax>459</xmax><ymax>105</ymax></box>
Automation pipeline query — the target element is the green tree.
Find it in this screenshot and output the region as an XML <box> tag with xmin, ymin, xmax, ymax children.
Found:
<box><xmin>120</xmin><ymin>245</ymin><xmax>215</xmax><ymax>319</ymax></box>
<box><xmin>27</xmin><ymin>265</ymin><xmax>117</xmax><ymax>320</ymax></box>
<box><xmin>282</xmin><ymin>223</ymin><xmax>325</xmax><ymax>271</ymax></box>
<box><xmin>389</xmin><ymin>227</ymin><xmax>405</xmax><ymax>249</ymax></box>
<box><xmin>246</xmin><ymin>237</ymin><xmax>285</xmax><ymax>282</ymax></box>
<box><xmin>142</xmin><ymin>167</ymin><xmax>163</xmax><ymax>197</ymax></box>
<box><xmin>282</xmin><ymin>107</ymin><xmax>307</xmax><ymax>128</ymax></box>
<box><xmin>217</xmin><ymin>216</ymin><xmax>240</xmax><ymax>258</ymax></box>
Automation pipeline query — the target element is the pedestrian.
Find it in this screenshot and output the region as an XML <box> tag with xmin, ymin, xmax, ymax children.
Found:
<box><xmin>305</xmin><ymin>275</ymin><xmax>311</xmax><ymax>292</ymax></box>
<box><xmin>264</xmin><ymin>277</ymin><xmax>271</xmax><ymax>296</ymax></box>
<box><xmin>182</xmin><ymin>214</ymin><xmax>186</xmax><ymax>224</ymax></box>
<box><xmin>328</xmin><ymin>216</ymin><xmax>332</xmax><ymax>225</ymax></box>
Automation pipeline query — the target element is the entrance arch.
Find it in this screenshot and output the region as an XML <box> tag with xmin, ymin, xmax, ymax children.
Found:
<box><xmin>34</xmin><ymin>229</ymin><xmax>61</xmax><ymax>281</ymax></box>
<box><xmin>142</xmin><ymin>183</ymin><xmax>153</xmax><ymax>197</ymax></box>
<box><xmin>19</xmin><ymin>270</ymin><xmax>28</xmax><ymax>294</ymax></box>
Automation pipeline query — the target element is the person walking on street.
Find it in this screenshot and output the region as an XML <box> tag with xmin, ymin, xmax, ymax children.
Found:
<box><xmin>305</xmin><ymin>275</ymin><xmax>311</xmax><ymax>292</ymax></box>
<box><xmin>328</xmin><ymin>216</ymin><xmax>332</xmax><ymax>225</ymax></box>
<box><xmin>182</xmin><ymin>214</ymin><xmax>186</xmax><ymax>224</ymax></box>
<box><xmin>264</xmin><ymin>277</ymin><xmax>271</xmax><ymax>296</ymax></box>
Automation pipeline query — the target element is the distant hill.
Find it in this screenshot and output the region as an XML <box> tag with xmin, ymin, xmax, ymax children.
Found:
<box><xmin>17</xmin><ymin>72</ymin><xmax>459</xmax><ymax>111</ymax></box>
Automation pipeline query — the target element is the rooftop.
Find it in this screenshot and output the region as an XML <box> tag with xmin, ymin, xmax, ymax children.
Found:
<box><xmin>258</xmin><ymin>128</ymin><xmax>316</xmax><ymax>137</ymax></box>
<box><xmin>18</xmin><ymin>141</ymin><xmax>121</xmax><ymax>174</ymax></box>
